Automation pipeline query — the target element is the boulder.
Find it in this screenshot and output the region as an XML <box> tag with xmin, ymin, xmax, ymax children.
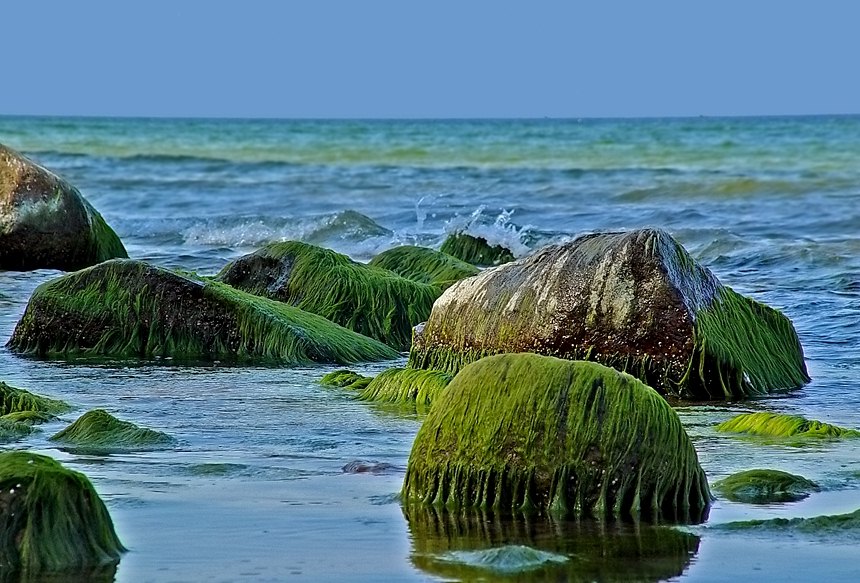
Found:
<box><xmin>410</xmin><ymin>228</ymin><xmax>809</xmax><ymax>400</ymax></box>
<box><xmin>716</xmin><ymin>412</ymin><xmax>860</xmax><ymax>439</ymax></box>
<box><xmin>713</xmin><ymin>469</ymin><xmax>819</xmax><ymax>503</ymax></box>
<box><xmin>216</xmin><ymin>241</ymin><xmax>437</xmax><ymax>350</ymax></box>
<box><xmin>0</xmin><ymin>452</ymin><xmax>125</xmax><ymax>574</ymax></box>
<box><xmin>0</xmin><ymin>381</ymin><xmax>69</xmax><ymax>416</ymax></box>
<box><xmin>368</xmin><ymin>245</ymin><xmax>479</xmax><ymax>290</ymax></box>
<box><xmin>440</xmin><ymin>232</ymin><xmax>515</xmax><ymax>266</ymax></box>
<box><xmin>0</xmin><ymin>143</ymin><xmax>127</xmax><ymax>271</ymax></box>
<box><xmin>358</xmin><ymin>367</ymin><xmax>452</xmax><ymax>406</ymax></box>
<box><xmin>402</xmin><ymin>353</ymin><xmax>710</xmax><ymax>521</ymax></box>
<box><xmin>7</xmin><ymin>259</ymin><xmax>398</xmax><ymax>364</ymax></box>
<box><xmin>50</xmin><ymin>409</ymin><xmax>175</xmax><ymax>451</ymax></box>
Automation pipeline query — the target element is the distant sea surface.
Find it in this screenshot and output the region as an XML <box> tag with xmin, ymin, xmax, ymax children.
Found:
<box><xmin>1</xmin><ymin>116</ymin><xmax>859</xmax><ymax>582</ymax></box>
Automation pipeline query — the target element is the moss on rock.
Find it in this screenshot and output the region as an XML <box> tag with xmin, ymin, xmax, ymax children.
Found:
<box><xmin>0</xmin><ymin>381</ymin><xmax>69</xmax><ymax>416</ymax></box>
<box><xmin>6</xmin><ymin>259</ymin><xmax>398</xmax><ymax>364</ymax></box>
<box><xmin>713</xmin><ymin>469</ymin><xmax>819</xmax><ymax>503</ymax></box>
<box><xmin>716</xmin><ymin>412</ymin><xmax>860</xmax><ymax>439</ymax></box>
<box><xmin>368</xmin><ymin>245</ymin><xmax>479</xmax><ymax>290</ymax></box>
<box><xmin>215</xmin><ymin>241</ymin><xmax>438</xmax><ymax>350</ymax></box>
<box><xmin>320</xmin><ymin>369</ymin><xmax>371</xmax><ymax>389</ymax></box>
<box><xmin>1</xmin><ymin>410</ymin><xmax>56</xmax><ymax>425</ymax></box>
<box><xmin>0</xmin><ymin>451</ymin><xmax>125</xmax><ymax>573</ymax></box>
<box><xmin>0</xmin><ymin>143</ymin><xmax>127</xmax><ymax>271</ymax></box>
<box><xmin>717</xmin><ymin>508</ymin><xmax>860</xmax><ymax>538</ymax></box>
<box><xmin>410</xmin><ymin>228</ymin><xmax>809</xmax><ymax>400</ymax></box>
<box><xmin>359</xmin><ymin>367</ymin><xmax>452</xmax><ymax>406</ymax></box>
<box><xmin>50</xmin><ymin>409</ymin><xmax>174</xmax><ymax>450</ymax></box>
<box><xmin>0</xmin><ymin>418</ymin><xmax>36</xmax><ymax>443</ymax></box>
<box><xmin>440</xmin><ymin>233</ymin><xmax>515</xmax><ymax>267</ymax></box>
<box><xmin>402</xmin><ymin>353</ymin><xmax>710</xmax><ymax>521</ymax></box>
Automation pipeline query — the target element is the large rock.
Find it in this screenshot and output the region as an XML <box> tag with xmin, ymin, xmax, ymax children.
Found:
<box><xmin>402</xmin><ymin>354</ymin><xmax>711</xmax><ymax>522</ymax></box>
<box><xmin>7</xmin><ymin>259</ymin><xmax>398</xmax><ymax>364</ymax></box>
<box><xmin>440</xmin><ymin>232</ymin><xmax>514</xmax><ymax>267</ymax></box>
<box><xmin>50</xmin><ymin>409</ymin><xmax>175</xmax><ymax>451</ymax></box>
<box><xmin>0</xmin><ymin>144</ymin><xmax>127</xmax><ymax>271</ymax></box>
<box><xmin>0</xmin><ymin>451</ymin><xmax>125</xmax><ymax>574</ymax></box>
<box><xmin>368</xmin><ymin>245</ymin><xmax>479</xmax><ymax>290</ymax></box>
<box><xmin>216</xmin><ymin>241</ymin><xmax>438</xmax><ymax>350</ymax></box>
<box><xmin>409</xmin><ymin>228</ymin><xmax>809</xmax><ymax>400</ymax></box>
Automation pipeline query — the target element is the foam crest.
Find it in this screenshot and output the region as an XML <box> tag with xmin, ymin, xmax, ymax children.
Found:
<box><xmin>443</xmin><ymin>206</ymin><xmax>532</xmax><ymax>257</ymax></box>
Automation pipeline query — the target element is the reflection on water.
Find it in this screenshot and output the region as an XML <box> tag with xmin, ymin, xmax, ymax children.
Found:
<box><xmin>0</xmin><ymin>564</ymin><xmax>117</xmax><ymax>583</ymax></box>
<box><xmin>404</xmin><ymin>504</ymin><xmax>700</xmax><ymax>582</ymax></box>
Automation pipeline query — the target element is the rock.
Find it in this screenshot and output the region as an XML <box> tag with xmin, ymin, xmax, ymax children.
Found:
<box><xmin>0</xmin><ymin>143</ymin><xmax>127</xmax><ymax>271</ymax></box>
<box><xmin>402</xmin><ymin>353</ymin><xmax>710</xmax><ymax>521</ymax></box>
<box><xmin>216</xmin><ymin>241</ymin><xmax>438</xmax><ymax>350</ymax></box>
<box><xmin>0</xmin><ymin>381</ymin><xmax>69</xmax><ymax>416</ymax></box>
<box><xmin>409</xmin><ymin>228</ymin><xmax>809</xmax><ymax>400</ymax></box>
<box><xmin>342</xmin><ymin>460</ymin><xmax>395</xmax><ymax>474</ymax></box>
<box><xmin>440</xmin><ymin>233</ymin><xmax>515</xmax><ymax>266</ymax></box>
<box><xmin>358</xmin><ymin>367</ymin><xmax>452</xmax><ymax>407</ymax></box>
<box><xmin>50</xmin><ymin>409</ymin><xmax>175</xmax><ymax>451</ymax></box>
<box><xmin>6</xmin><ymin>259</ymin><xmax>398</xmax><ymax>365</ymax></box>
<box><xmin>716</xmin><ymin>412</ymin><xmax>860</xmax><ymax>439</ymax></box>
<box><xmin>714</xmin><ymin>469</ymin><xmax>819</xmax><ymax>503</ymax></box>
<box><xmin>319</xmin><ymin>369</ymin><xmax>371</xmax><ymax>389</ymax></box>
<box><xmin>368</xmin><ymin>245</ymin><xmax>479</xmax><ymax>290</ymax></box>
<box><xmin>0</xmin><ymin>451</ymin><xmax>125</xmax><ymax>573</ymax></box>
<box><xmin>716</xmin><ymin>508</ymin><xmax>860</xmax><ymax>540</ymax></box>
<box><xmin>0</xmin><ymin>419</ymin><xmax>35</xmax><ymax>444</ymax></box>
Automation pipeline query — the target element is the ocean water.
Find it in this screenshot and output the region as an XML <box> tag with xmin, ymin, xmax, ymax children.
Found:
<box><xmin>1</xmin><ymin>115</ymin><xmax>859</xmax><ymax>582</ymax></box>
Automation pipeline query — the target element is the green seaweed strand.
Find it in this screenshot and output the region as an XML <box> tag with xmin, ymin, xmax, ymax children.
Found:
<box><xmin>368</xmin><ymin>245</ymin><xmax>479</xmax><ymax>289</ymax></box>
<box><xmin>716</xmin><ymin>411</ymin><xmax>860</xmax><ymax>438</ymax></box>
<box><xmin>50</xmin><ymin>409</ymin><xmax>174</xmax><ymax>449</ymax></box>
<box><xmin>359</xmin><ymin>367</ymin><xmax>453</xmax><ymax>405</ymax></box>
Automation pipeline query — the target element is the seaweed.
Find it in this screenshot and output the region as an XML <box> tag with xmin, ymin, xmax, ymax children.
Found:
<box><xmin>0</xmin><ymin>419</ymin><xmax>36</xmax><ymax>444</ymax></box>
<box><xmin>368</xmin><ymin>245</ymin><xmax>479</xmax><ymax>290</ymax></box>
<box><xmin>716</xmin><ymin>412</ymin><xmax>860</xmax><ymax>439</ymax></box>
<box><xmin>50</xmin><ymin>409</ymin><xmax>175</xmax><ymax>450</ymax></box>
<box><xmin>7</xmin><ymin>259</ymin><xmax>398</xmax><ymax>365</ymax></box>
<box><xmin>716</xmin><ymin>508</ymin><xmax>860</xmax><ymax>538</ymax></box>
<box><xmin>440</xmin><ymin>233</ymin><xmax>515</xmax><ymax>266</ymax></box>
<box><xmin>0</xmin><ymin>451</ymin><xmax>125</xmax><ymax>574</ymax></box>
<box><xmin>0</xmin><ymin>381</ymin><xmax>69</xmax><ymax>416</ymax></box>
<box><xmin>359</xmin><ymin>367</ymin><xmax>452</xmax><ymax>406</ymax></box>
<box><xmin>319</xmin><ymin>369</ymin><xmax>371</xmax><ymax>389</ymax></box>
<box><xmin>713</xmin><ymin>469</ymin><xmax>819</xmax><ymax>503</ymax></box>
<box><xmin>216</xmin><ymin>241</ymin><xmax>438</xmax><ymax>350</ymax></box>
<box><xmin>402</xmin><ymin>353</ymin><xmax>710</xmax><ymax>521</ymax></box>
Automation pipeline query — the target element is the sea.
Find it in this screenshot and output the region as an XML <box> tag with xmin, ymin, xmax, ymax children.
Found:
<box><xmin>1</xmin><ymin>116</ymin><xmax>859</xmax><ymax>582</ymax></box>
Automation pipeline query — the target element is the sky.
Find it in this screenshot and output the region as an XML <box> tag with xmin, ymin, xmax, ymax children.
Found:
<box><xmin>3</xmin><ymin>0</ymin><xmax>858</xmax><ymax>118</ymax></box>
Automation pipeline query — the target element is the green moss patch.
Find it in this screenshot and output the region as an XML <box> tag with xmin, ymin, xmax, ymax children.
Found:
<box><xmin>320</xmin><ymin>369</ymin><xmax>371</xmax><ymax>389</ymax></box>
<box><xmin>369</xmin><ymin>245</ymin><xmax>479</xmax><ymax>290</ymax></box>
<box><xmin>716</xmin><ymin>412</ymin><xmax>860</xmax><ymax>439</ymax></box>
<box><xmin>216</xmin><ymin>241</ymin><xmax>438</xmax><ymax>350</ymax></box>
<box><xmin>50</xmin><ymin>409</ymin><xmax>175</xmax><ymax>450</ymax></box>
<box><xmin>402</xmin><ymin>353</ymin><xmax>710</xmax><ymax>521</ymax></box>
<box><xmin>0</xmin><ymin>419</ymin><xmax>36</xmax><ymax>443</ymax></box>
<box><xmin>714</xmin><ymin>469</ymin><xmax>819</xmax><ymax>503</ymax></box>
<box><xmin>0</xmin><ymin>381</ymin><xmax>69</xmax><ymax>416</ymax></box>
<box><xmin>0</xmin><ymin>451</ymin><xmax>125</xmax><ymax>574</ymax></box>
<box><xmin>717</xmin><ymin>508</ymin><xmax>860</xmax><ymax>539</ymax></box>
<box><xmin>440</xmin><ymin>233</ymin><xmax>515</xmax><ymax>266</ymax></box>
<box><xmin>7</xmin><ymin>259</ymin><xmax>398</xmax><ymax>365</ymax></box>
<box><xmin>359</xmin><ymin>367</ymin><xmax>452</xmax><ymax>406</ymax></box>
<box><xmin>1</xmin><ymin>410</ymin><xmax>56</xmax><ymax>425</ymax></box>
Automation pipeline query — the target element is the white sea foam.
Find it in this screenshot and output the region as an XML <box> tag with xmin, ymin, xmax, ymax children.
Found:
<box><xmin>443</xmin><ymin>206</ymin><xmax>533</xmax><ymax>257</ymax></box>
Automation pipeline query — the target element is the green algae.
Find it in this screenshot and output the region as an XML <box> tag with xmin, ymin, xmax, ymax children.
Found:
<box><xmin>0</xmin><ymin>419</ymin><xmax>36</xmax><ymax>443</ymax></box>
<box><xmin>0</xmin><ymin>410</ymin><xmax>56</xmax><ymax>425</ymax></box>
<box><xmin>716</xmin><ymin>412</ymin><xmax>860</xmax><ymax>439</ymax></box>
<box><xmin>0</xmin><ymin>381</ymin><xmax>69</xmax><ymax>416</ymax></box>
<box><xmin>713</xmin><ymin>469</ymin><xmax>820</xmax><ymax>503</ymax></box>
<box><xmin>216</xmin><ymin>241</ymin><xmax>438</xmax><ymax>350</ymax></box>
<box><xmin>319</xmin><ymin>369</ymin><xmax>370</xmax><ymax>389</ymax></box>
<box><xmin>716</xmin><ymin>508</ymin><xmax>860</xmax><ymax>539</ymax></box>
<box><xmin>7</xmin><ymin>259</ymin><xmax>398</xmax><ymax>365</ymax></box>
<box><xmin>83</xmin><ymin>199</ymin><xmax>128</xmax><ymax>264</ymax></box>
<box><xmin>440</xmin><ymin>233</ymin><xmax>515</xmax><ymax>266</ymax></box>
<box><xmin>359</xmin><ymin>367</ymin><xmax>452</xmax><ymax>406</ymax></box>
<box><xmin>402</xmin><ymin>353</ymin><xmax>710</xmax><ymax>521</ymax></box>
<box><xmin>0</xmin><ymin>451</ymin><xmax>125</xmax><ymax>574</ymax></box>
<box><xmin>50</xmin><ymin>409</ymin><xmax>175</xmax><ymax>450</ymax></box>
<box><xmin>368</xmin><ymin>245</ymin><xmax>479</xmax><ymax>290</ymax></box>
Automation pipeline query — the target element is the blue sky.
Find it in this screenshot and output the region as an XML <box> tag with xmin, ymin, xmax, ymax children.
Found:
<box><xmin>4</xmin><ymin>1</ymin><xmax>858</xmax><ymax>118</ymax></box>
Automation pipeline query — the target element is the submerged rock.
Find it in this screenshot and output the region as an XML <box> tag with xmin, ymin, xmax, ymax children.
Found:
<box><xmin>716</xmin><ymin>412</ymin><xmax>860</xmax><ymax>439</ymax></box>
<box><xmin>319</xmin><ymin>369</ymin><xmax>371</xmax><ymax>389</ymax></box>
<box><xmin>50</xmin><ymin>409</ymin><xmax>174</xmax><ymax>450</ymax></box>
<box><xmin>714</xmin><ymin>469</ymin><xmax>819</xmax><ymax>503</ymax></box>
<box><xmin>440</xmin><ymin>232</ymin><xmax>515</xmax><ymax>267</ymax></box>
<box><xmin>0</xmin><ymin>418</ymin><xmax>35</xmax><ymax>444</ymax></box>
<box><xmin>402</xmin><ymin>353</ymin><xmax>710</xmax><ymax>521</ymax></box>
<box><xmin>717</xmin><ymin>508</ymin><xmax>860</xmax><ymax>540</ymax></box>
<box><xmin>0</xmin><ymin>451</ymin><xmax>125</xmax><ymax>574</ymax></box>
<box><xmin>410</xmin><ymin>228</ymin><xmax>809</xmax><ymax>400</ymax></box>
<box><xmin>368</xmin><ymin>245</ymin><xmax>479</xmax><ymax>290</ymax></box>
<box><xmin>7</xmin><ymin>259</ymin><xmax>398</xmax><ymax>364</ymax></box>
<box><xmin>359</xmin><ymin>367</ymin><xmax>452</xmax><ymax>406</ymax></box>
<box><xmin>0</xmin><ymin>143</ymin><xmax>127</xmax><ymax>271</ymax></box>
<box><xmin>216</xmin><ymin>241</ymin><xmax>438</xmax><ymax>350</ymax></box>
<box><xmin>0</xmin><ymin>381</ymin><xmax>69</xmax><ymax>416</ymax></box>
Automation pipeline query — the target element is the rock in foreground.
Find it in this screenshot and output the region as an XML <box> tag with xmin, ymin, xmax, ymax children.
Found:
<box><xmin>7</xmin><ymin>259</ymin><xmax>398</xmax><ymax>364</ymax></box>
<box><xmin>410</xmin><ymin>228</ymin><xmax>809</xmax><ymax>400</ymax></box>
<box><xmin>402</xmin><ymin>353</ymin><xmax>710</xmax><ymax>521</ymax></box>
<box><xmin>0</xmin><ymin>143</ymin><xmax>127</xmax><ymax>271</ymax></box>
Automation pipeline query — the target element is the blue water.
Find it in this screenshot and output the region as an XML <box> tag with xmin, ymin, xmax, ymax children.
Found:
<box><xmin>1</xmin><ymin>116</ymin><xmax>859</xmax><ymax>582</ymax></box>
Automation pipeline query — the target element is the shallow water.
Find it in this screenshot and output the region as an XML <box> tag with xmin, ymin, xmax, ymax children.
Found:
<box><xmin>1</xmin><ymin>115</ymin><xmax>859</xmax><ymax>581</ymax></box>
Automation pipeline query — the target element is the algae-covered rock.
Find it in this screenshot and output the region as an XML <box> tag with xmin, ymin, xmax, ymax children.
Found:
<box><xmin>716</xmin><ymin>508</ymin><xmax>860</xmax><ymax>539</ymax></box>
<box><xmin>368</xmin><ymin>245</ymin><xmax>479</xmax><ymax>290</ymax></box>
<box><xmin>6</xmin><ymin>259</ymin><xmax>398</xmax><ymax>364</ymax></box>
<box><xmin>320</xmin><ymin>369</ymin><xmax>372</xmax><ymax>390</ymax></box>
<box><xmin>216</xmin><ymin>241</ymin><xmax>438</xmax><ymax>350</ymax></box>
<box><xmin>440</xmin><ymin>233</ymin><xmax>515</xmax><ymax>267</ymax></box>
<box><xmin>0</xmin><ymin>381</ymin><xmax>69</xmax><ymax>416</ymax></box>
<box><xmin>0</xmin><ymin>418</ymin><xmax>35</xmax><ymax>444</ymax></box>
<box><xmin>410</xmin><ymin>228</ymin><xmax>809</xmax><ymax>400</ymax></box>
<box><xmin>0</xmin><ymin>451</ymin><xmax>125</xmax><ymax>574</ymax></box>
<box><xmin>1</xmin><ymin>410</ymin><xmax>56</xmax><ymax>425</ymax></box>
<box><xmin>50</xmin><ymin>409</ymin><xmax>174</xmax><ymax>450</ymax></box>
<box><xmin>359</xmin><ymin>367</ymin><xmax>452</xmax><ymax>406</ymax></box>
<box><xmin>716</xmin><ymin>412</ymin><xmax>860</xmax><ymax>439</ymax></box>
<box><xmin>0</xmin><ymin>143</ymin><xmax>127</xmax><ymax>271</ymax></box>
<box><xmin>714</xmin><ymin>469</ymin><xmax>820</xmax><ymax>503</ymax></box>
<box><xmin>402</xmin><ymin>353</ymin><xmax>710</xmax><ymax>521</ymax></box>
